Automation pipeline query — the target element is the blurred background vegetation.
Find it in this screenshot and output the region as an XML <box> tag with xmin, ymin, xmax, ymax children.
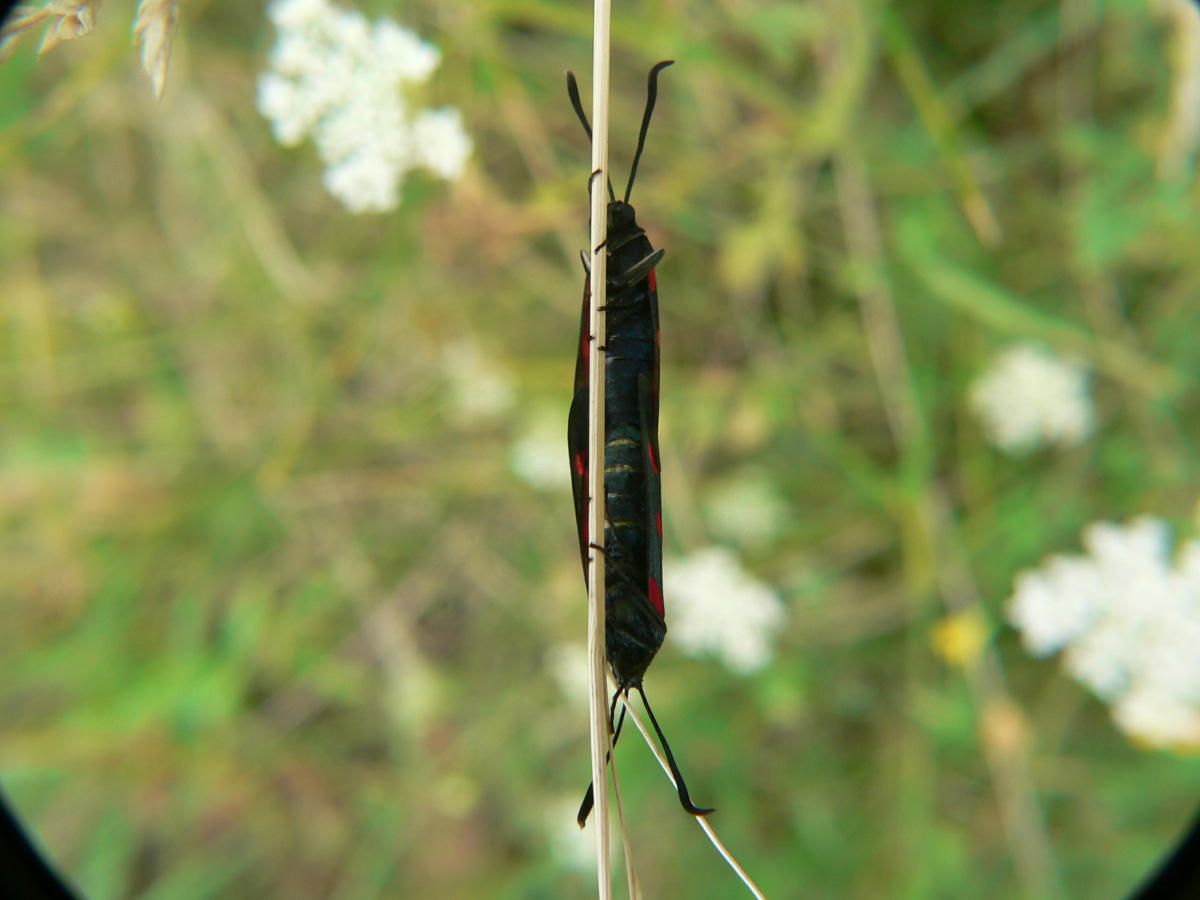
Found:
<box><xmin>4</xmin><ymin>0</ymin><xmax>1200</xmax><ymax>896</ymax></box>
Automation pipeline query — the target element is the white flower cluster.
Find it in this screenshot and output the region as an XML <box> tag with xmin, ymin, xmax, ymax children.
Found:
<box><xmin>1008</xmin><ymin>517</ymin><xmax>1200</xmax><ymax>749</ymax></box>
<box><xmin>257</xmin><ymin>0</ymin><xmax>471</xmax><ymax>213</ymax></box>
<box><xmin>968</xmin><ymin>343</ymin><xmax>1094</xmax><ymax>455</ymax></box>
<box><xmin>510</xmin><ymin>414</ymin><xmax>571</xmax><ymax>491</ymax></box>
<box><xmin>664</xmin><ymin>547</ymin><xmax>785</xmax><ymax>674</ymax></box>
<box><xmin>702</xmin><ymin>470</ymin><xmax>789</xmax><ymax>548</ymax></box>
<box><xmin>440</xmin><ymin>339</ymin><xmax>515</xmax><ymax>425</ymax></box>
<box><xmin>546</xmin><ymin>643</ymin><xmax>589</xmax><ymax>705</ymax></box>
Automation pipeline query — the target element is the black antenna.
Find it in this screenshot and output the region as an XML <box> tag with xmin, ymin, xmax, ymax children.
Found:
<box><xmin>565</xmin><ymin>70</ymin><xmax>617</xmax><ymax>204</ymax></box>
<box><xmin>0</xmin><ymin>788</ymin><xmax>81</xmax><ymax>899</ymax></box>
<box><xmin>576</xmin><ymin>689</ymin><xmax>629</xmax><ymax>827</ymax></box>
<box><xmin>624</xmin><ymin>60</ymin><xmax>674</xmax><ymax>204</ymax></box>
<box><xmin>635</xmin><ymin>684</ymin><xmax>713</xmax><ymax>818</ymax></box>
<box><xmin>565</xmin><ymin>70</ymin><xmax>593</xmax><ymax>141</ymax></box>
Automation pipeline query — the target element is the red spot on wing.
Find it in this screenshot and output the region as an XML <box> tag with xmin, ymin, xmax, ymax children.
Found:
<box><xmin>648</xmin><ymin>270</ymin><xmax>657</xmax><ymax>293</ymax></box>
<box><xmin>647</xmin><ymin>443</ymin><xmax>660</xmax><ymax>474</ymax></box>
<box><xmin>649</xmin><ymin>576</ymin><xmax>664</xmax><ymax>617</ymax></box>
<box><xmin>655</xmin><ymin>511</ymin><xmax>662</xmax><ymax>539</ymax></box>
<box><xmin>581</xmin><ymin>283</ymin><xmax>590</xmax><ymax>365</ymax></box>
<box><xmin>655</xmin><ymin>328</ymin><xmax>660</xmax><ymax>348</ymax></box>
<box><xmin>575</xmin><ymin>452</ymin><xmax>589</xmax><ymax>546</ymax></box>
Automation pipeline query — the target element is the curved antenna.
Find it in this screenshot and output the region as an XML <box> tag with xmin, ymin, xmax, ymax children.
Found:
<box><xmin>624</xmin><ymin>60</ymin><xmax>674</xmax><ymax>204</ymax></box>
<box><xmin>635</xmin><ymin>684</ymin><xmax>713</xmax><ymax>818</ymax></box>
<box><xmin>565</xmin><ymin>69</ymin><xmax>593</xmax><ymax>141</ymax></box>
<box><xmin>0</xmin><ymin>788</ymin><xmax>81</xmax><ymax>898</ymax></box>
<box><xmin>565</xmin><ymin>70</ymin><xmax>616</xmax><ymax>204</ymax></box>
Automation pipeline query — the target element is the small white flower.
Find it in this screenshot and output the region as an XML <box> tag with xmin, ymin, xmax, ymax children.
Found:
<box><xmin>269</xmin><ymin>0</ymin><xmax>328</xmax><ymax>29</ymax></box>
<box><xmin>413</xmin><ymin>108</ymin><xmax>473</xmax><ymax>180</ymax></box>
<box><xmin>1007</xmin><ymin>557</ymin><xmax>1102</xmax><ymax>656</ymax></box>
<box><xmin>702</xmin><ymin>471</ymin><xmax>789</xmax><ymax>547</ymax></box>
<box><xmin>969</xmin><ymin>343</ymin><xmax>1094</xmax><ymax>455</ymax></box>
<box><xmin>664</xmin><ymin>547</ymin><xmax>785</xmax><ymax>674</ymax></box>
<box><xmin>257</xmin><ymin>72</ymin><xmax>316</xmax><ymax>146</ymax></box>
<box><xmin>1114</xmin><ymin>688</ymin><xmax>1200</xmax><ymax>749</ymax></box>
<box><xmin>323</xmin><ymin>152</ymin><xmax>402</xmax><ymax>213</ymax></box>
<box><xmin>440</xmin><ymin>340</ymin><xmax>515</xmax><ymax>424</ymax></box>
<box><xmin>510</xmin><ymin>414</ymin><xmax>571</xmax><ymax>491</ymax></box>
<box><xmin>1062</xmin><ymin>617</ymin><xmax>1136</xmax><ymax>700</ymax></box>
<box><xmin>373</xmin><ymin>20</ymin><xmax>441</xmax><ymax>82</ymax></box>
<box><xmin>257</xmin><ymin>0</ymin><xmax>471</xmax><ymax>213</ymax></box>
<box><xmin>1007</xmin><ymin>516</ymin><xmax>1200</xmax><ymax>750</ymax></box>
<box><xmin>327</xmin><ymin>7</ymin><xmax>370</xmax><ymax>52</ymax></box>
<box><xmin>313</xmin><ymin>93</ymin><xmax>409</xmax><ymax>167</ymax></box>
<box><xmin>269</xmin><ymin>31</ymin><xmax>327</xmax><ymax>77</ymax></box>
<box><xmin>546</xmin><ymin>643</ymin><xmax>589</xmax><ymax>704</ymax></box>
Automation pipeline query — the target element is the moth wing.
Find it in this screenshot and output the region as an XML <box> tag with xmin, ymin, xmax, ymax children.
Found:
<box><xmin>638</xmin><ymin>370</ymin><xmax>666</xmax><ymax>619</ymax></box>
<box><xmin>568</xmin><ymin>386</ymin><xmax>591</xmax><ymax>583</ymax></box>
<box><xmin>568</xmin><ymin>273</ymin><xmax>594</xmax><ymax>581</ymax></box>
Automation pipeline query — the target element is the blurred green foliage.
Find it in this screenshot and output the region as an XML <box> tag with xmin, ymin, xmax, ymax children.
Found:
<box><xmin>3</xmin><ymin>0</ymin><xmax>1200</xmax><ymax>897</ymax></box>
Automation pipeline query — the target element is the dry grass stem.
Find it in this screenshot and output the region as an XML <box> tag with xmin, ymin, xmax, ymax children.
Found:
<box><xmin>585</xmin><ymin>1</ymin><xmax>614</xmax><ymax>898</ymax></box>
<box><xmin>607</xmin><ymin>732</ymin><xmax>641</xmax><ymax>900</ymax></box>
<box><xmin>1157</xmin><ymin>0</ymin><xmax>1200</xmax><ymax>177</ymax></box>
<box><xmin>881</xmin><ymin>7</ymin><xmax>1002</xmax><ymax>247</ymax></box>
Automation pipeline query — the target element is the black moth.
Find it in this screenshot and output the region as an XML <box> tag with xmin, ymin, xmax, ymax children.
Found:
<box><xmin>566</xmin><ymin>60</ymin><xmax>712</xmax><ymax>827</ymax></box>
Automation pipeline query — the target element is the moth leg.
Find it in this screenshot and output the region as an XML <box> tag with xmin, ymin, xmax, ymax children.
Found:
<box><xmin>575</xmin><ymin>689</ymin><xmax>630</xmax><ymax>827</ymax></box>
<box><xmin>609</xmin><ymin>248</ymin><xmax>664</xmax><ymax>289</ymax></box>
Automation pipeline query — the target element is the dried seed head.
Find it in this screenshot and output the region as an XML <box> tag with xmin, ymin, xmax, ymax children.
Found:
<box><xmin>39</xmin><ymin>0</ymin><xmax>99</xmax><ymax>55</ymax></box>
<box><xmin>0</xmin><ymin>0</ymin><xmax>102</xmax><ymax>63</ymax></box>
<box><xmin>133</xmin><ymin>0</ymin><xmax>180</xmax><ymax>99</ymax></box>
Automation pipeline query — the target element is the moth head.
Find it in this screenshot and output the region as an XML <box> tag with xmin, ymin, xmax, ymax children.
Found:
<box><xmin>607</xmin><ymin>201</ymin><xmax>637</xmax><ymax>233</ymax></box>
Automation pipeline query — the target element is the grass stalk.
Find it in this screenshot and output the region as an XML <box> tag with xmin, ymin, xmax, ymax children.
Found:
<box><xmin>585</xmin><ymin>1</ymin><xmax>613</xmax><ymax>898</ymax></box>
<box><xmin>607</xmin><ymin>731</ymin><xmax>641</xmax><ymax>899</ymax></box>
